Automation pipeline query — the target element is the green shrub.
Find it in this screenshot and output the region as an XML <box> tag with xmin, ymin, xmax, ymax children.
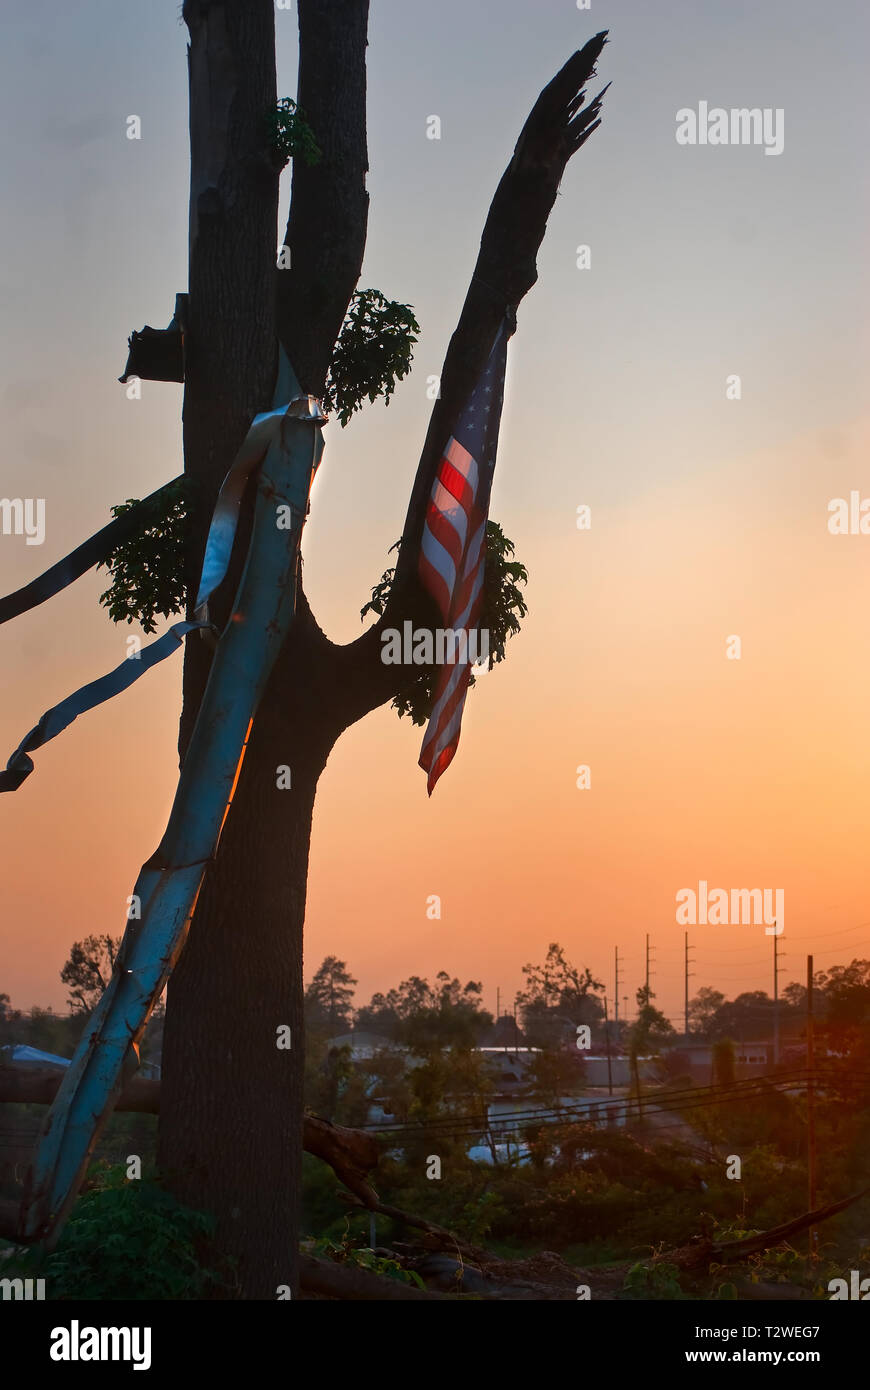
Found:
<box><xmin>622</xmin><ymin>1260</ymin><xmax>688</xmax><ymax>1300</ymax></box>
<box><xmin>9</xmin><ymin>1163</ymin><xmax>228</xmax><ymax>1300</ymax></box>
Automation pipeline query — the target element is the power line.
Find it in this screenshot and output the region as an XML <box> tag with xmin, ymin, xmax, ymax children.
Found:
<box><xmin>364</xmin><ymin>1066</ymin><xmax>836</xmax><ymax>1138</ymax></box>
<box><xmin>684</xmin><ymin>932</ymin><xmax>694</xmax><ymax>1038</ymax></box>
<box><xmin>787</xmin><ymin>921</ymin><xmax>870</xmax><ymax>942</ymax></box>
<box><xmin>773</xmin><ymin>933</ymin><xmax>786</xmax><ymax>1064</ymax></box>
<box><xmin>370</xmin><ymin>1075</ymin><xmax>868</xmax><ymax>1148</ymax></box>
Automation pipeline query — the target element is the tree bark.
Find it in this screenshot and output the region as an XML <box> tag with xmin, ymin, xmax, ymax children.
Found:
<box><xmin>160</xmin><ymin>697</ymin><xmax>342</xmax><ymax>1298</ymax></box>
<box><xmin>160</xmin><ymin>0</ymin><xmax>371</xmax><ymax>1300</ymax></box>
<box><xmin>159</xmin><ymin>0</ymin><xmax>291</xmax><ymax>1300</ymax></box>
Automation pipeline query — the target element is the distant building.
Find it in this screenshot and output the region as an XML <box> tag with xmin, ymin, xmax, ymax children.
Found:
<box><xmin>667</xmin><ymin>1040</ymin><xmax>772</xmax><ymax>1083</ymax></box>
<box><xmin>328</xmin><ymin>1023</ymin><xmax>666</xmax><ymax>1155</ymax></box>
<box><xmin>582</xmin><ymin>1055</ymin><xmax>658</xmax><ymax>1086</ymax></box>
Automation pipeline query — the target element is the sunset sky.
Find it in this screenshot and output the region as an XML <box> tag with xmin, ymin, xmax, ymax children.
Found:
<box><xmin>1</xmin><ymin>0</ymin><xmax>869</xmax><ymax>1028</ymax></box>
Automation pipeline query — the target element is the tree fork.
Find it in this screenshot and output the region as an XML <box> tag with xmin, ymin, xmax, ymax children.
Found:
<box><xmin>329</xmin><ymin>34</ymin><xmax>609</xmax><ymax>729</ymax></box>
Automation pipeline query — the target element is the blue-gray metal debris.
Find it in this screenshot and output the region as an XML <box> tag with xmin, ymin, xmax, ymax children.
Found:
<box><xmin>19</xmin><ymin>362</ymin><xmax>326</xmax><ymax>1245</ymax></box>
<box><xmin>0</xmin><ymin>620</ymin><xmax>210</xmax><ymax>793</ymax></box>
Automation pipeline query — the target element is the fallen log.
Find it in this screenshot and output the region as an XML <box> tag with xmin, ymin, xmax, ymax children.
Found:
<box><xmin>0</xmin><ymin>1065</ymin><xmax>381</xmax><ymax>1222</ymax></box>
<box><xmin>0</xmin><ymin>1064</ymin><xmax>158</xmax><ymax>1113</ymax></box>
<box><xmin>302</xmin><ymin>1113</ymin><xmax>381</xmax><ymax>1206</ymax></box>
<box><xmin>654</xmin><ymin>1185</ymin><xmax>870</xmax><ymax>1272</ymax></box>
<box><xmin>711</xmin><ymin>1185</ymin><xmax>870</xmax><ymax>1262</ymax></box>
<box><xmin>338</xmin><ymin>1190</ymin><xmax>492</xmax><ymax>1267</ymax></box>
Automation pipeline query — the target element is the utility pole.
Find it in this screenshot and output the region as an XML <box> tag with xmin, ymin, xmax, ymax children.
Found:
<box><xmin>807</xmin><ymin>954</ymin><xmax>817</xmax><ymax>1260</ymax></box>
<box><xmin>496</xmin><ymin>986</ymin><xmax>500</xmax><ymax>1022</ymax></box>
<box><xmin>632</xmin><ymin>1047</ymin><xmax>644</xmax><ymax>1127</ymax></box>
<box><xmin>603</xmin><ymin>995</ymin><xmax>613</xmax><ymax>1096</ymax></box>
<box><xmin>773</xmin><ymin>932</ymin><xmax>785</xmax><ymax>1065</ymax></box>
<box><xmin>614</xmin><ymin>947</ymin><xmax>622</xmax><ymax>1033</ymax></box>
<box><xmin>684</xmin><ymin>931</ymin><xmax>694</xmax><ymax>1039</ymax></box>
<box><xmin>643</xmin><ymin>934</ymin><xmax>656</xmax><ymax>1009</ymax></box>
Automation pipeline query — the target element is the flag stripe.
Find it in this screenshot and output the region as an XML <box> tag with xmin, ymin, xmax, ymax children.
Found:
<box><xmin>419</xmin><ymin>664</ymin><xmax>473</xmax><ymax>771</ymax></box>
<box><xmin>425</xmin><ymin>493</ymin><xmax>467</xmax><ymax>576</ymax></box>
<box><xmin>437</xmin><ymin>456</ymin><xmax>476</xmax><ymax>514</ymax></box>
<box><xmin>422</xmin><ymin>569</ymin><xmax>486</xmax><ymax>743</ymax></box>
<box><xmin>416</xmin><ymin>319</ymin><xmax>510</xmax><ymax>792</ymax></box>
<box><xmin>419</xmin><ymin>528</ymin><xmax>456</xmax><ymax>620</ymax></box>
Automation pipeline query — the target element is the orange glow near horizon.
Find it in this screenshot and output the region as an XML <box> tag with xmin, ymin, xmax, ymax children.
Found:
<box><xmin>6</xmin><ymin>416</ymin><xmax>869</xmax><ymax>1031</ymax></box>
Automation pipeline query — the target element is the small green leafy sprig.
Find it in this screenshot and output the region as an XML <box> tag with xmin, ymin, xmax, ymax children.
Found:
<box><xmin>325</xmin><ymin>289</ymin><xmax>420</xmax><ymax>427</ymax></box>
<box><xmin>361</xmin><ymin>521</ymin><xmax>529</xmax><ymax>725</ymax></box>
<box><xmin>97</xmin><ymin>478</ymin><xmax>189</xmax><ymax>634</ymax></box>
<box><xmin>267</xmin><ymin>97</ymin><xmax>321</xmax><ymax>168</ymax></box>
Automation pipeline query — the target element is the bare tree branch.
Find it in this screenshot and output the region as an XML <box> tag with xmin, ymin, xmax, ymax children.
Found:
<box><xmin>328</xmin><ymin>34</ymin><xmax>609</xmax><ymax>727</ymax></box>
<box><xmin>710</xmin><ymin>1186</ymin><xmax>870</xmax><ymax>1262</ymax></box>
<box><xmin>654</xmin><ymin>1185</ymin><xmax>870</xmax><ymax>1271</ymax></box>
<box><xmin>395</xmin><ymin>32</ymin><xmax>608</xmax><ymax>584</ymax></box>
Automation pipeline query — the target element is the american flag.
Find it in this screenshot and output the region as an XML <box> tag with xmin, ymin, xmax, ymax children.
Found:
<box><xmin>418</xmin><ymin>317</ymin><xmax>511</xmax><ymax>793</ymax></box>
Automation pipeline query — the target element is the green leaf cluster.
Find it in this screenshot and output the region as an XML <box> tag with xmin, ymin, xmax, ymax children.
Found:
<box><xmin>97</xmin><ymin>479</ymin><xmax>189</xmax><ymax>633</ymax></box>
<box><xmin>360</xmin><ymin>521</ymin><xmax>529</xmax><ymax>725</ymax></box>
<box><xmin>622</xmin><ymin>1260</ymin><xmax>688</xmax><ymax>1300</ymax></box>
<box><xmin>324</xmin><ymin>288</ymin><xmax>419</xmax><ymax>427</ymax></box>
<box><xmin>267</xmin><ymin>97</ymin><xmax>321</xmax><ymax>168</ymax></box>
<box><xmin>312</xmin><ymin>1234</ymin><xmax>425</xmax><ymax>1289</ymax></box>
